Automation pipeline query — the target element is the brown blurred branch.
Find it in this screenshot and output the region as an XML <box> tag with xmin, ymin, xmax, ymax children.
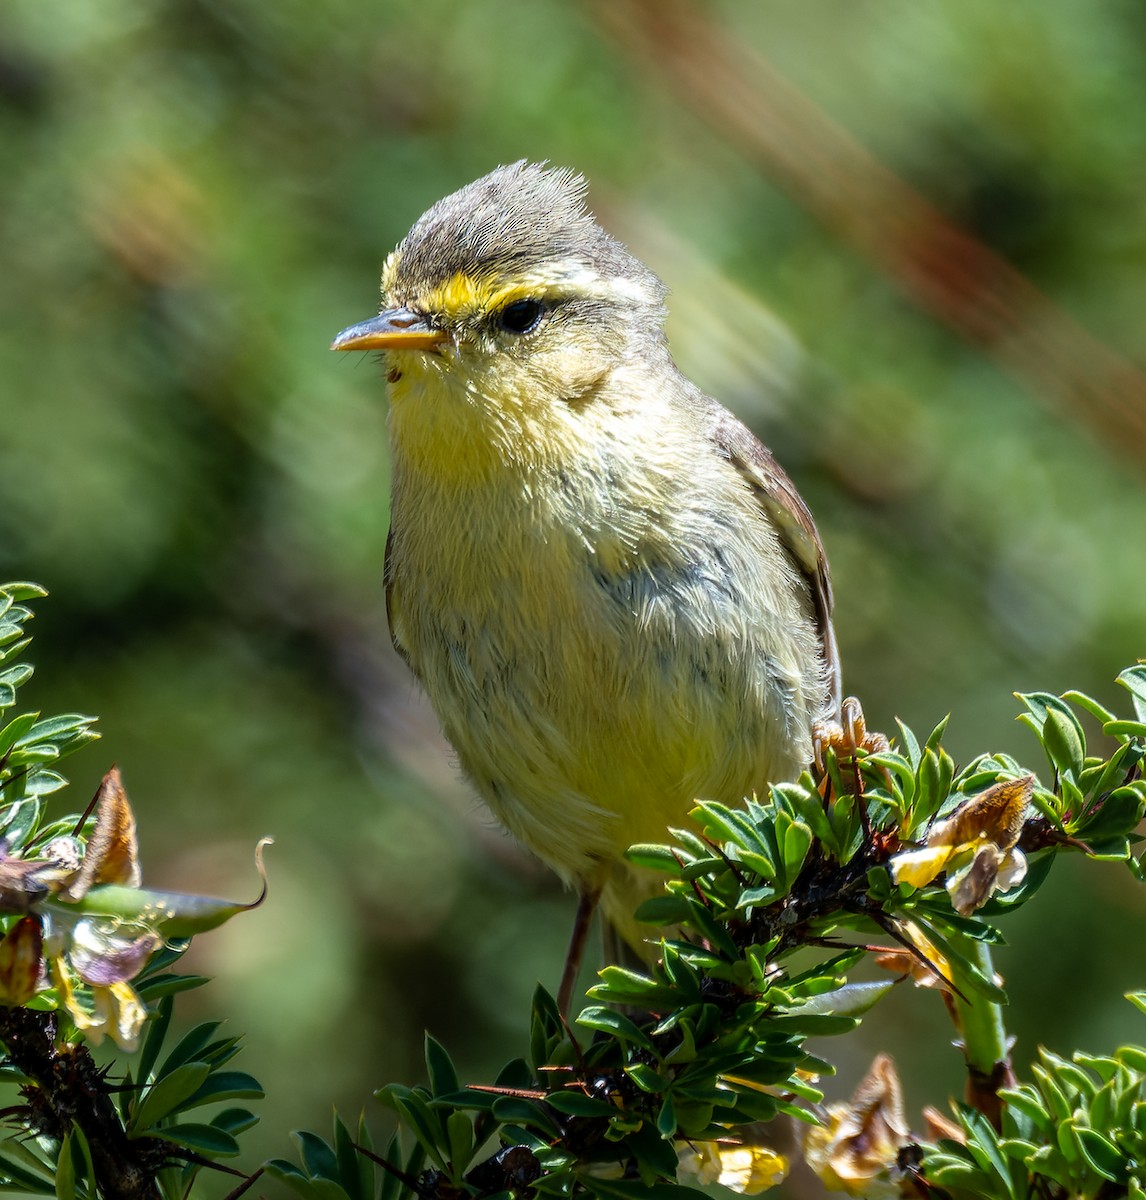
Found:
<box><xmin>594</xmin><ymin>0</ymin><xmax>1146</xmax><ymax>463</ymax></box>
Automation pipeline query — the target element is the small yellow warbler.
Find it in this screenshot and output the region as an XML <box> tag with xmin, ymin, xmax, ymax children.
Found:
<box><xmin>332</xmin><ymin>163</ymin><xmax>839</xmax><ymax>1007</ymax></box>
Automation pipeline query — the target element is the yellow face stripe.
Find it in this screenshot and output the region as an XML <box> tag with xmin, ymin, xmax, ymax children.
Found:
<box><xmin>380</xmin><ymin>257</ymin><xmax>653</xmax><ymax>323</ymax></box>
<box><xmin>421</xmin><ymin>272</ymin><xmax>503</xmax><ymax>320</ymax></box>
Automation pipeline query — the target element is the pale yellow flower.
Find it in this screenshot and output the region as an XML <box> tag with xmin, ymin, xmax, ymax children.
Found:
<box><xmin>677</xmin><ymin>1140</ymin><xmax>788</xmax><ymax>1194</ymax></box>
<box><xmin>47</xmin><ymin>918</ymin><xmax>160</xmax><ymax>1052</ymax></box>
<box><xmin>890</xmin><ymin>776</ymin><xmax>1034</xmax><ymax>915</ymax></box>
<box><xmin>803</xmin><ymin>1054</ymin><xmax>910</xmax><ymax>1197</ymax></box>
<box><xmin>50</xmin><ymin>955</ymin><xmax>148</xmax><ymax>1051</ymax></box>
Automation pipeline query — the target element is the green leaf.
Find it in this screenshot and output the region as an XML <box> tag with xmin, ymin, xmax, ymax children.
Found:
<box><xmin>54</xmin><ymin>1131</ymin><xmax>77</xmax><ymax>1200</ymax></box>
<box><xmin>870</xmin><ymin>752</ymin><xmax>916</xmax><ymax>814</ymax></box>
<box><xmin>764</xmin><ymin>1012</ymin><xmax>858</xmax><ymax>1036</ymax></box>
<box><xmin>132</xmin><ymin>1063</ymin><xmax>212</xmax><ymax>1131</ymax></box>
<box><xmin>589</xmin><ymin>966</ymin><xmax>679</xmax><ymax>1009</ymax></box>
<box><xmin>1074</xmin><ymin>1126</ymin><xmax>1122</xmax><ymax>1181</ymax></box>
<box><xmin>1072</xmin><ymin>1053</ymin><xmax>1121</xmax><ymax>1085</ymax></box>
<box><xmin>1118</xmin><ymin>1046</ymin><xmax>1146</xmax><ymax>1073</ymax></box>
<box><xmin>1039</xmin><ymin>1051</ymin><xmax>1097</xmax><ymax>1102</ymax></box>
<box><xmin>211</xmin><ymin>1107</ymin><xmax>260</xmax><ymax>1136</ymax></box>
<box><xmin>580</xmin><ymin>1177</ymin><xmax>709</xmax><ymax>1200</ymax></box>
<box><xmin>1064</xmin><ymin>690</ymin><xmax>1117</xmax><ymax>725</ymax></box>
<box><xmin>1079</xmin><ymin>787</ymin><xmax>1146</xmax><ymax>841</ymax></box>
<box><xmin>263</xmin><ymin>1159</ymin><xmax>324</xmax><ymax>1200</ymax></box>
<box><xmin>959</xmin><ymin>1106</ymin><xmax>1013</xmax><ymax>1192</ymax></box>
<box><xmin>489</xmin><ymin>1097</ymin><xmax>562</xmax><ymax>1137</ymax></box>
<box><xmin>925</xmin><ymin>715</ymin><xmax>951</xmax><ymax>752</ymax></box>
<box><xmin>445</xmin><ymin>1110</ymin><xmax>473</xmax><ymax>1178</ymax></box>
<box><xmin>650</xmin><ymin>1094</ymin><xmax>675</xmax><ymax>1140</ymax></box>
<box><xmin>0</xmin><ymin>583</ymin><xmax>47</xmax><ymax>602</ymax></box>
<box><xmin>1080</xmin><ymin>742</ymin><xmax>1144</xmax><ymax>806</ymax></box>
<box><xmin>1105</xmin><ymin>720</ymin><xmax>1146</xmax><ymax>742</ymax></box>
<box><xmin>0</xmin><ymin>665</ymin><xmax>33</xmax><ymax>695</ymax></box>
<box><xmin>0</xmin><ymin>1159</ymin><xmax>54</xmax><ymax>1193</ymax></box>
<box><xmin>1118</xmin><ymin>666</ymin><xmax>1146</xmax><ymax>724</ymax></box>
<box><xmin>424</xmin><ymin>1035</ymin><xmax>459</xmax><ymax>1097</ymax></box>
<box><xmin>0</xmin><ymin>1139</ymin><xmax>56</xmax><ymax>1192</ymax></box>
<box><xmin>731</xmin><ymin>849</ymin><xmax>777</xmax><ymax>882</ymax></box>
<box><xmin>634</xmin><ymin>896</ymin><xmax>696</xmax><ymax>927</ymax></box>
<box><xmin>493</xmin><ymin>1058</ymin><xmax>534</xmax><ymax>1090</ymax></box>
<box><xmin>544</xmin><ymin>1091</ymin><xmax>616</xmax><ymax>1117</ymax></box>
<box><xmin>179</xmin><ymin>1071</ymin><xmax>264</xmax><ymax>1111</ymax></box>
<box><xmin>23</xmin><ymin>714</ymin><xmax>97</xmax><ymax>744</ymax></box>
<box><xmin>625</xmin><ymin>844</ymin><xmax>682</xmax><ymax>872</ymax></box>
<box><xmin>296</xmin><ymin>1130</ymin><xmax>340</xmax><ymax>1182</ymax></box>
<box><xmin>576</xmin><ymin>1006</ymin><xmax>654</xmax><ymax>1048</ymax></box>
<box><xmin>135</xmin><ymin>996</ymin><xmax>174</xmax><ymax>1101</ymax></box>
<box><xmin>1031</xmin><ymin>1064</ymin><xmax>1073</xmax><ymax>1124</ymax></box>
<box><xmin>133</xmin><ymin>971</ymin><xmax>209</xmax><ymax>1002</ymax></box>
<box><xmin>528</xmin><ymin>984</ymin><xmax>562</xmax><ymax>1072</ymax></box>
<box><xmin>0</xmin><ymin>712</ymin><xmax>38</xmax><ymax>759</ymax></box>
<box><xmin>981</xmin><ymin>852</ymin><xmax>1055</xmax><ymax>913</ymax></box>
<box><xmin>373</xmin><ymin>1134</ymin><xmax>402</xmax><ymax>1200</ymax></box>
<box><xmin>777</xmin><ymin>812</ymin><xmax>813</xmax><ymax>884</ymax></box>
<box><xmin>160</xmin><ymin>1123</ymin><xmax>240</xmax><ymax>1156</ymax></box>
<box><xmin>331</xmin><ymin>1114</ymin><xmax>360</xmax><ymax>1200</ymax></box>
<box><xmin>700</xmin><ymin>801</ymin><xmax>775</xmax><ymax>860</ymax></box>
<box><xmin>383</xmin><ymin>1089</ymin><xmax>448</xmax><ymax>1168</ymax></box>
<box><xmin>915</xmin><ymin>748</ymin><xmax>944</xmax><ymax>826</ymax></box>
<box><xmin>626</xmin><ymin>1063</ymin><xmax>667</xmax><ymax>1093</ymax></box>
<box><xmin>9</xmin><ymin>744</ymin><xmax>59</xmax><ymax>765</ymax></box>
<box><xmin>0</xmin><ymin>631</ymin><xmax>29</xmax><ymax>658</ymax></box>
<box><xmin>353</xmin><ymin>1113</ymin><xmax>376</xmax><ymax>1200</ymax></box>
<box><xmin>895</xmin><ymin>718</ymin><xmax>922</xmax><ymax>769</ymax></box>
<box><xmin>793</xmin><ymin>979</ymin><xmax>898</xmax><ymax>1018</ymax></box>
<box><xmin>828</xmin><ymin>794</ymin><xmax>862</xmax><ymax>860</ymax></box>
<box><xmin>0</xmin><ymin>796</ymin><xmax>42</xmax><ymax>850</ymax></box>
<box><xmin>156</xmin><ymin>1022</ymin><xmax>222</xmax><ymax>1079</ymax></box>
<box><xmin>1043</xmin><ymin>706</ymin><xmax>1086</xmax><ymax>778</ymax></box>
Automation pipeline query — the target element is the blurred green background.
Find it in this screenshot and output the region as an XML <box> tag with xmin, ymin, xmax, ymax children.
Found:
<box><xmin>2</xmin><ymin>0</ymin><xmax>1145</xmax><ymax>1192</ymax></box>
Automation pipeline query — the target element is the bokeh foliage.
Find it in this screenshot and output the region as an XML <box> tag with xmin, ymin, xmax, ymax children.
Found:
<box><xmin>2</xmin><ymin>0</ymin><xmax>1146</xmax><ymax>1183</ymax></box>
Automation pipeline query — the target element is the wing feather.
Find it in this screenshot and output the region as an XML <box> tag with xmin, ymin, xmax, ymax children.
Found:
<box><xmin>706</xmin><ymin>404</ymin><xmax>842</xmax><ymax>718</ymax></box>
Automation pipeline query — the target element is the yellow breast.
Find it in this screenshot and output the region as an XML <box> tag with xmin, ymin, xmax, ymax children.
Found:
<box><xmin>383</xmin><ymin>357</ymin><xmax>823</xmax><ymax>941</ymax></box>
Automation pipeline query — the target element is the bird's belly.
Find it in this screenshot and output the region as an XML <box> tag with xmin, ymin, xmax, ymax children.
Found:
<box><xmin>389</xmin><ymin>525</ymin><xmax>814</xmax><ymax>897</ymax></box>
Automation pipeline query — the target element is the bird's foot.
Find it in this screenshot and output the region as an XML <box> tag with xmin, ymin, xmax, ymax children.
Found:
<box><xmin>812</xmin><ymin>695</ymin><xmax>891</xmax><ymax>776</ymax></box>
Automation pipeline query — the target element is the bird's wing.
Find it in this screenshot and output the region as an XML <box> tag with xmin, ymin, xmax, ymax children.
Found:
<box><xmin>707</xmin><ymin>406</ymin><xmax>842</xmax><ymax>718</ymax></box>
<box><xmin>383</xmin><ymin>526</ymin><xmax>414</xmax><ymax>671</ymax></box>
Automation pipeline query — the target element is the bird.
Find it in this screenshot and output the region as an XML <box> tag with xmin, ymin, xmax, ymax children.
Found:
<box><xmin>331</xmin><ymin>162</ymin><xmax>840</xmax><ymax>1011</ymax></box>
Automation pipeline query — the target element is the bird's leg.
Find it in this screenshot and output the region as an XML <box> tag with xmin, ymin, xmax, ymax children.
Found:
<box><xmin>558</xmin><ymin>887</ymin><xmax>600</xmax><ymax>1018</ymax></box>
<box><xmin>812</xmin><ymin>696</ymin><xmax>891</xmax><ymax>779</ymax></box>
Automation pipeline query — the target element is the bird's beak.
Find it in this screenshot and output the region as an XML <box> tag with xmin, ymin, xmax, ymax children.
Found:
<box><xmin>330</xmin><ymin>308</ymin><xmax>447</xmax><ymax>352</ymax></box>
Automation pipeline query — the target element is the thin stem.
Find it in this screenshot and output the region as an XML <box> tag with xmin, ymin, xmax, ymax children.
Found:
<box><xmin>949</xmin><ymin>937</ymin><xmax>1013</xmax><ymax>1128</ymax></box>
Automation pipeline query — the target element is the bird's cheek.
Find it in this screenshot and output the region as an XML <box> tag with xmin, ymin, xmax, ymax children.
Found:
<box><xmin>536</xmin><ymin>347</ymin><xmax>612</xmax><ymax>405</ymax></box>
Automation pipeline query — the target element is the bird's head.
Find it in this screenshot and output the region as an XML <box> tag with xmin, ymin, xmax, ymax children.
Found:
<box><xmin>332</xmin><ymin>163</ymin><xmax>669</xmax><ymax>429</ymax></box>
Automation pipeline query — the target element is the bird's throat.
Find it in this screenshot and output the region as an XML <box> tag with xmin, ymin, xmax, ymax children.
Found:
<box><xmin>387</xmin><ymin>359</ymin><xmax>591</xmax><ymax>486</ymax></box>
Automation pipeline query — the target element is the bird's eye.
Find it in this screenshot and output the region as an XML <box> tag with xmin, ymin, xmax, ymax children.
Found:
<box><xmin>498</xmin><ymin>298</ymin><xmax>545</xmax><ymax>334</ymax></box>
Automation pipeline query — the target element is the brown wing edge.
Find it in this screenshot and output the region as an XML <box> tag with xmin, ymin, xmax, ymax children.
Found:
<box><xmin>707</xmin><ymin>406</ymin><xmax>843</xmax><ymax>722</ymax></box>
<box><xmin>383</xmin><ymin>525</ymin><xmax>414</xmax><ymax>671</ymax></box>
